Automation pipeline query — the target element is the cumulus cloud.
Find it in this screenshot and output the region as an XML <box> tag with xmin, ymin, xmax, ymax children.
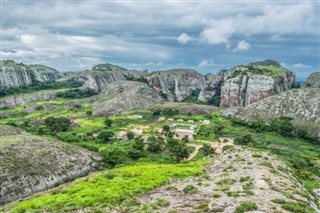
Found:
<box><xmin>233</xmin><ymin>40</ymin><xmax>251</xmax><ymax>52</ymax></box>
<box><xmin>177</xmin><ymin>33</ymin><xmax>191</xmax><ymax>44</ymax></box>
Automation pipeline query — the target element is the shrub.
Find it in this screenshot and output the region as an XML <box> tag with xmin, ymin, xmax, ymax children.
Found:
<box><xmin>155</xmin><ymin>198</ymin><xmax>170</xmax><ymax>207</ymax></box>
<box><xmin>235</xmin><ymin>201</ymin><xmax>258</xmax><ymax>213</ymax></box>
<box><xmin>202</xmin><ymin>144</ymin><xmax>215</xmax><ymax>156</ymax></box>
<box><xmin>97</xmin><ymin>131</ymin><xmax>114</xmax><ymax>143</ymax></box>
<box><xmin>196</xmin><ymin>202</ymin><xmax>209</xmax><ymax>212</ymax></box>
<box><xmin>216</xmin><ymin>178</ymin><xmax>236</xmax><ymax>185</ymax></box>
<box><xmin>183</xmin><ymin>185</ymin><xmax>198</xmax><ymax>194</ymax></box>
<box><xmin>239</xmin><ymin>176</ymin><xmax>251</xmax><ymax>182</ymax></box>
<box><xmin>260</xmin><ymin>161</ymin><xmax>273</xmax><ymax>168</ymax></box>
<box><xmin>212</xmin><ymin>193</ymin><xmax>221</xmax><ymax>198</ymax></box>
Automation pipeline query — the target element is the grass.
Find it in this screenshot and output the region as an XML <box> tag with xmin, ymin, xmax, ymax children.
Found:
<box><xmin>9</xmin><ymin>161</ymin><xmax>207</xmax><ymax>212</ymax></box>
<box><xmin>235</xmin><ymin>201</ymin><xmax>258</xmax><ymax>213</ymax></box>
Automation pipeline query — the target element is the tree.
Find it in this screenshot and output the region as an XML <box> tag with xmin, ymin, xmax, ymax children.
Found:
<box><xmin>188</xmin><ymin>112</ymin><xmax>193</xmax><ymax>116</ymax></box>
<box><xmin>170</xmin><ymin>144</ymin><xmax>189</xmax><ymax>162</ymax></box>
<box><xmin>152</xmin><ymin>109</ymin><xmax>162</xmax><ymax>116</ymax></box>
<box><xmin>44</xmin><ymin>116</ymin><xmax>71</xmax><ymax>134</ymax></box>
<box><xmin>127</xmin><ymin>131</ymin><xmax>135</xmax><ymax>140</ymax></box>
<box><xmin>86</xmin><ymin>110</ymin><xmax>93</xmax><ymax>117</ymax></box>
<box><xmin>97</xmin><ymin>131</ymin><xmax>114</xmax><ymax>143</ymax></box>
<box><xmin>133</xmin><ymin>136</ymin><xmax>144</xmax><ymax>151</ymax></box>
<box><xmin>182</xmin><ymin>135</ymin><xmax>189</xmax><ymax>143</ymax></box>
<box><xmin>162</xmin><ymin>125</ymin><xmax>170</xmax><ymax>132</ymax></box>
<box><xmin>234</xmin><ymin>134</ymin><xmax>254</xmax><ymax>146</ymax></box>
<box><xmin>100</xmin><ymin>147</ymin><xmax>125</xmax><ymax>167</ymax></box>
<box><xmin>73</xmin><ymin>104</ymin><xmax>82</xmax><ymax>110</ymax></box>
<box><xmin>104</xmin><ymin>117</ymin><xmax>113</xmax><ymax>127</ymax></box>
<box><xmin>147</xmin><ymin>141</ymin><xmax>162</xmax><ymax>153</ymax></box>
<box><xmin>202</xmin><ymin>144</ymin><xmax>214</xmax><ymax>156</ymax></box>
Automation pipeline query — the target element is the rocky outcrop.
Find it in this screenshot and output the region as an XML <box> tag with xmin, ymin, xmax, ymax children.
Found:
<box><xmin>0</xmin><ymin>125</ymin><xmax>101</xmax><ymax>205</ymax></box>
<box><xmin>92</xmin><ymin>81</ymin><xmax>164</xmax><ymax>114</ymax></box>
<box><xmin>197</xmin><ymin>74</ymin><xmax>223</xmax><ymax>104</ymax></box>
<box><xmin>219</xmin><ymin>60</ymin><xmax>295</xmax><ymax>107</ymax></box>
<box><xmin>222</xmin><ymin>88</ymin><xmax>320</xmax><ymax>136</ymax></box>
<box><xmin>0</xmin><ymin>90</ymin><xmax>58</xmax><ymax>109</ymax></box>
<box><xmin>147</xmin><ymin>69</ymin><xmax>205</xmax><ymax>102</ymax></box>
<box><xmin>0</xmin><ymin>61</ymin><xmax>62</xmax><ymax>88</ymax></box>
<box><xmin>75</xmin><ymin>63</ymin><xmax>147</xmax><ymax>92</ymax></box>
<box><xmin>305</xmin><ymin>72</ymin><xmax>320</xmax><ymax>88</ymax></box>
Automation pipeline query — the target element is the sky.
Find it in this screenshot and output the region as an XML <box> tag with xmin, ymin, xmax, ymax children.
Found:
<box><xmin>1</xmin><ymin>0</ymin><xmax>320</xmax><ymax>80</ymax></box>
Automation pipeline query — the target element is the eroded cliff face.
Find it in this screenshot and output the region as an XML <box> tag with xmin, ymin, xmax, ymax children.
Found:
<box><xmin>197</xmin><ymin>74</ymin><xmax>223</xmax><ymax>104</ymax></box>
<box><xmin>219</xmin><ymin>61</ymin><xmax>295</xmax><ymax>107</ymax></box>
<box><xmin>0</xmin><ymin>125</ymin><xmax>101</xmax><ymax>205</ymax></box>
<box><xmin>92</xmin><ymin>81</ymin><xmax>164</xmax><ymax>114</ymax></box>
<box><xmin>147</xmin><ymin>69</ymin><xmax>205</xmax><ymax>102</ymax></box>
<box><xmin>305</xmin><ymin>72</ymin><xmax>320</xmax><ymax>88</ymax></box>
<box><xmin>0</xmin><ymin>61</ymin><xmax>62</xmax><ymax>88</ymax></box>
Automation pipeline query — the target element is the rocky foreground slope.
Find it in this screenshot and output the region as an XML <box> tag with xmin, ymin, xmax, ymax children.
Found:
<box><xmin>222</xmin><ymin>88</ymin><xmax>320</xmax><ymax>136</ymax></box>
<box><xmin>0</xmin><ymin>61</ymin><xmax>62</xmax><ymax>88</ymax></box>
<box><xmin>0</xmin><ymin>125</ymin><xmax>101</xmax><ymax>205</ymax></box>
<box><xmin>112</xmin><ymin>147</ymin><xmax>319</xmax><ymax>212</ymax></box>
<box><xmin>198</xmin><ymin>60</ymin><xmax>295</xmax><ymax>107</ymax></box>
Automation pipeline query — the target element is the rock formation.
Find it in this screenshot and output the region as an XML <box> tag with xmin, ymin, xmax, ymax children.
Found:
<box><xmin>197</xmin><ymin>74</ymin><xmax>223</xmax><ymax>104</ymax></box>
<box><xmin>146</xmin><ymin>69</ymin><xmax>205</xmax><ymax>102</ymax></box>
<box><xmin>0</xmin><ymin>61</ymin><xmax>62</xmax><ymax>88</ymax></box>
<box><xmin>222</xmin><ymin>88</ymin><xmax>320</xmax><ymax>136</ymax></box>
<box><xmin>0</xmin><ymin>125</ymin><xmax>101</xmax><ymax>205</ymax></box>
<box><xmin>305</xmin><ymin>72</ymin><xmax>320</xmax><ymax>88</ymax></box>
<box><xmin>92</xmin><ymin>80</ymin><xmax>164</xmax><ymax>114</ymax></box>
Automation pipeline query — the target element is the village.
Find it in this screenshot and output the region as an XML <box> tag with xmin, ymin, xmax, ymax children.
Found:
<box><xmin>115</xmin><ymin>114</ymin><xmax>234</xmax><ymax>160</ymax></box>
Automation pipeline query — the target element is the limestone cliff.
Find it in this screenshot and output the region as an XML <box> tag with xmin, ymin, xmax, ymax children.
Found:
<box><xmin>0</xmin><ymin>125</ymin><xmax>101</xmax><ymax>205</ymax></box>
<box><xmin>197</xmin><ymin>74</ymin><xmax>223</xmax><ymax>104</ymax></box>
<box><xmin>0</xmin><ymin>61</ymin><xmax>62</xmax><ymax>88</ymax></box>
<box><xmin>305</xmin><ymin>72</ymin><xmax>320</xmax><ymax>88</ymax></box>
<box><xmin>222</xmin><ymin>88</ymin><xmax>320</xmax><ymax>136</ymax></box>
<box><xmin>147</xmin><ymin>69</ymin><xmax>205</xmax><ymax>102</ymax></box>
<box><xmin>219</xmin><ymin>60</ymin><xmax>295</xmax><ymax>107</ymax></box>
<box><xmin>92</xmin><ymin>81</ymin><xmax>164</xmax><ymax>114</ymax></box>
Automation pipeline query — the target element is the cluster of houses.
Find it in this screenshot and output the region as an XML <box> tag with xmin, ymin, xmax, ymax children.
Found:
<box><xmin>157</xmin><ymin>117</ymin><xmax>211</xmax><ymax>125</ymax></box>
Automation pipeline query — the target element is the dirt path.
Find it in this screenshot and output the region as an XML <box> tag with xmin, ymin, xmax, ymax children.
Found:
<box><xmin>186</xmin><ymin>144</ymin><xmax>202</xmax><ymax>161</ymax></box>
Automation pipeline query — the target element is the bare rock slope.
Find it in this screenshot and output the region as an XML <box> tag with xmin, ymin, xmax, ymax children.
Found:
<box><xmin>222</xmin><ymin>88</ymin><xmax>320</xmax><ymax>136</ymax></box>
<box><xmin>129</xmin><ymin>147</ymin><xmax>318</xmax><ymax>212</ymax></box>
<box><xmin>92</xmin><ymin>80</ymin><xmax>164</xmax><ymax>114</ymax></box>
<box><xmin>305</xmin><ymin>72</ymin><xmax>320</xmax><ymax>88</ymax></box>
<box><xmin>0</xmin><ymin>125</ymin><xmax>101</xmax><ymax>205</ymax></box>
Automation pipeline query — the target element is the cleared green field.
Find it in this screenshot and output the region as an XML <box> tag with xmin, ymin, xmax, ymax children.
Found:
<box><xmin>8</xmin><ymin>161</ymin><xmax>207</xmax><ymax>212</ymax></box>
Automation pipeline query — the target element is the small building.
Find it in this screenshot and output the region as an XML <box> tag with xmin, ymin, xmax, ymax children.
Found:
<box><xmin>188</xmin><ymin>120</ymin><xmax>194</xmax><ymax>123</ymax></box>
<box><xmin>174</xmin><ymin>129</ymin><xmax>194</xmax><ymax>141</ymax></box>
<box><xmin>131</xmin><ymin>129</ymin><xmax>143</xmax><ymax>135</ymax></box>
<box><xmin>116</xmin><ymin>131</ymin><xmax>127</xmax><ymax>140</ymax></box>
<box><xmin>168</xmin><ymin>118</ymin><xmax>174</xmax><ymax>122</ymax></box>
<box><xmin>158</xmin><ymin>117</ymin><xmax>165</xmax><ymax>121</ymax></box>
<box><xmin>202</xmin><ymin>120</ymin><xmax>210</xmax><ymax>125</ymax></box>
<box><xmin>177</xmin><ymin>119</ymin><xmax>184</xmax><ymax>122</ymax></box>
<box><xmin>129</xmin><ymin>115</ymin><xmax>143</xmax><ymax>119</ymax></box>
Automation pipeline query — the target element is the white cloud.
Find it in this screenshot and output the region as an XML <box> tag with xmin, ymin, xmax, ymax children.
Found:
<box><xmin>177</xmin><ymin>33</ymin><xmax>191</xmax><ymax>44</ymax></box>
<box><xmin>198</xmin><ymin>59</ymin><xmax>215</xmax><ymax>67</ymax></box>
<box><xmin>292</xmin><ymin>63</ymin><xmax>310</xmax><ymax>69</ymax></box>
<box><xmin>233</xmin><ymin>40</ymin><xmax>251</xmax><ymax>52</ymax></box>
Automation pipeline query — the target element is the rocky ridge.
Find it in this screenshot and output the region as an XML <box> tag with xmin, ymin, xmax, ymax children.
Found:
<box><xmin>305</xmin><ymin>72</ymin><xmax>320</xmax><ymax>88</ymax></box>
<box><xmin>0</xmin><ymin>61</ymin><xmax>62</xmax><ymax>88</ymax></box>
<box><xmin>222</xmin><ymin>88</ymin><xmax>320</xmax><ymax>136</ymax></box>
<box><xmin>92</xmin><ymin>80</ymin><xmax>164</xmax><ymax>114</ymax></box>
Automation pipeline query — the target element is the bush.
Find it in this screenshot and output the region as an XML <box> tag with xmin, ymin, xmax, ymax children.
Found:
<box><xmin>100</xmin><ymin>147</ymin><xmax>126</xmax><ymax>167</ymax></box>
<box><xmin>97</xmin><ymin>131</ymin><xmax>114</xmax><ymax>143</ymax></box>
<box><xmin>183</xmin><ymin>185</ymin><xmax>198</xmax><ymax>194</ymax></box>
<box><xmin>44</xmin><ymin>116</ymin><xmax>71</xmax><ymax>134</ymax></box>
<box><xmin>235</xmin><ymin>201</ymin><xmax>258</xmax><ymax>213</ymax></box>
<box><xmin>57</xmin><ymin>88</ymin><xmax>97</xmax><ymax>99</ymax></box>
<box><xmin>202</xmin><ymin>144</ymin><xmax>215</xmax><ymax>156</ymax></box>
<box><xmin>147</xmin><ymin>141</ymin><xmax>162</xmax><ymax>153</ymax></box>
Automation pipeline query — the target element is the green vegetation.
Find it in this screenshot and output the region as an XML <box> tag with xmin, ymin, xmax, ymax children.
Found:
<box><xmin>272</xmin><ymin>199</ymin><xmax>316</xmax><ymax>213</ymax></box>
<box><xmin>0</xmin><ymin>78</ymin><xmax>83</xmax><ymax>98</ymax></box>
<box><xmin>10</xmin><ymin>161</ymin><xmax>206</xmax><ymax>212</ymax></box>
<box><xmin>235</xmin><ymin>201</ymin><xmax>258</xmax><ymax>213</ymax></box>
<box><xmin>183</xmin><ymin>185</ymin><xmax>198</xmax><ymax>194</ymax></box>
<box><xmin>56</xmin><ymin>88</ymin><xmax>97</xmax><ymax>99</ymax></box>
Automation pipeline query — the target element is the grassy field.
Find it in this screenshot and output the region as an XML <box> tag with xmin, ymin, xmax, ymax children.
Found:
<box><xmin>8</xmin><ymin>161</ymin><xmax>207</xmax><ymax>212</ymax></box>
